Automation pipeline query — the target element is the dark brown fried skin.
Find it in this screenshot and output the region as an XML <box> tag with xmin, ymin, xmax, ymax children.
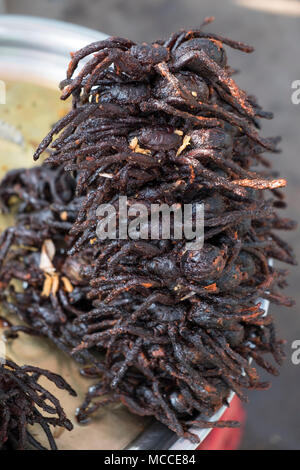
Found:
<box><xmin>0</xmin><ymin>359</ymin><xmax>76</xmax><ymax>450</ymax></box>
<box><xmin>0</xmin><ymin>21</ymin><xmax>296</xmax><ymax>443</ymax></box>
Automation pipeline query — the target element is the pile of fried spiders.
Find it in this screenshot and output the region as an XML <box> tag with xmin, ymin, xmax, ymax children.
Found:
<box><xmin>0</xmin><ymin>357</ymin><xmax>75</xmax><ymax>450</ymax></box>
<box><xmin>0</xmin><ymin>18</ymin><xmax>296</xmax><ymax>448</ymax></box>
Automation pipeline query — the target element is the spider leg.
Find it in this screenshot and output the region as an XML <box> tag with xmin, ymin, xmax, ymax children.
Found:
<box><xmin>186</xmin><ymin>418</ymin><xmax>239</xmax><ymax>429</ymax></box>
<box><xmin>83</xmin><ymin>51</ymin><xmax>122</xmax><ymax>95</ymax></box>
<box><xmin>141</xmin><ymin>98</ymin><xmax>220</xmax><ymax>128</ymax></box>
<box><xmin>0</xmin><ymin>228</ymin><xmax>15</xmax><ymax>268</ymax></box>
<box><xmin>185</xmin><ymin>148</ymin><xmax>242</xmax><ymax>179</ymax></box>
<box><xmin>173</xmin><ymin>30</ymin><xmax>254</xmax><ymax>53</ymax></box>
<box><xmin>86</xmin><ymin>319</ymin><xmax>119</xmax><ymax>333</ymax></box>
<box><xmin>108</xmin><ymin>240</ymin><xmax>162</xmax><ymax>273</ymax></box>
<box><xmin>104</xmin><ymin>278</ymin><xmax>161</xmax><ymax>303</ymax></box>
<box><xmin>152</xmin><ymin>381</ymin><xmax>186</xmax><ymax>438</ymax></box>
<box><xmin>33</xmin><ymin>105</ymin><xmax>98</xmax><ymax>161</ymax></box>
<box><xmin>61</xmin><ymin>51</ymin><xmax>108</xmax><ymax>100</ymax></box>
<box><xmin>130</xmin><ymin>292</ymin><xmax>175</xmax><ymax>322</ymax></box>
<box><xmin>172</xmin><ymin>49</ymin><xmax>254</xmax><ymax>117</ymax></box>
<box><xmin>118</xmin><ymin>394</ymin><xmax>154</xmax><ymax>416</ymax></box>
<box><xmin>86</xmin><ymin>48</ymin><xmax>149</xmax><ymax>92</ymax></box>
<box><xmin>66</xmin><ymin>37</ymin><xmax>134</xmax><ymax>79</ymax></box>
<box><xmin>111</xmin><ymin>337</ymin><xmax>143</xmax><ymax>389</ymax></box>
<box><xmin>176</xmin><ymin>155</ymin><xmax>248</xmax><ymax>198</ymax></box>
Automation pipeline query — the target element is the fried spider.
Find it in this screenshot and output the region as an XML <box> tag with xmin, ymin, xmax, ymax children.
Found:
<box><xmin>0</xmin><ymin>359</ymin><xmax>76</xmax><ymax>450</ymax></box>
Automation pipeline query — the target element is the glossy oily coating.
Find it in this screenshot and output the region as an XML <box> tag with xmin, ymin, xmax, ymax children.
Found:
<box><xmin>0</xmin><ymin>19</ymin><xmax>297</xmax><ymax>443</ymax></box>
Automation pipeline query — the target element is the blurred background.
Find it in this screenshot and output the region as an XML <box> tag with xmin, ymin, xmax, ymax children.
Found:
<box><xmin>1</xmin><ymin>0</ymin><xmax>299</xmax><ymax>450</ymax></box>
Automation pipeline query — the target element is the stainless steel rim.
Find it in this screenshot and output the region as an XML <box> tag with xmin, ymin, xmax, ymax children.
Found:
<box><xmin>0</xmin><ymin>14</ymin><xmax>107</xmax><ymax>87</ymax></box>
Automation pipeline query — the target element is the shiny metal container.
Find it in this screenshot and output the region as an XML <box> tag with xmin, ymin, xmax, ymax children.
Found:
<box><xmin>0</xmin><ymin>14</ymin><xmax>270</xmax><ymax>450</ymax></box>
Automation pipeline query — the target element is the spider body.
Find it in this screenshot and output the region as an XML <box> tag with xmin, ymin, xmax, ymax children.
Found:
<box><xmin>153</xmin><ymin>71</ymin><xmax>210</xmax><ymax>105</ymax></box>
<box><xmin>147</xmin><ymin>302</ymin><xmax>185</xmax><ymax>322</ymax></box>
<box><xmin>190</xmin><ymin>127</ymin><xmax>233</xmax><ymax>157</ymax></box>
<box><xmin>133</xmin><ymin>126</ymin><xmax>182</xmax><ymax>151</ymax></box>
<box><xmin>179</xmin><ymin>244</ymin><xmax>228</xmax><ymax>283</ymax></box>
<box><xmin>98</xmin><ymin>82</ymin><xmax>150</xmax><ymax>105</ymax></box>
<box><xmin>172</xmin><ymin>37</ymin><xmax>227</xmax><ymax>71</ymax></box>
